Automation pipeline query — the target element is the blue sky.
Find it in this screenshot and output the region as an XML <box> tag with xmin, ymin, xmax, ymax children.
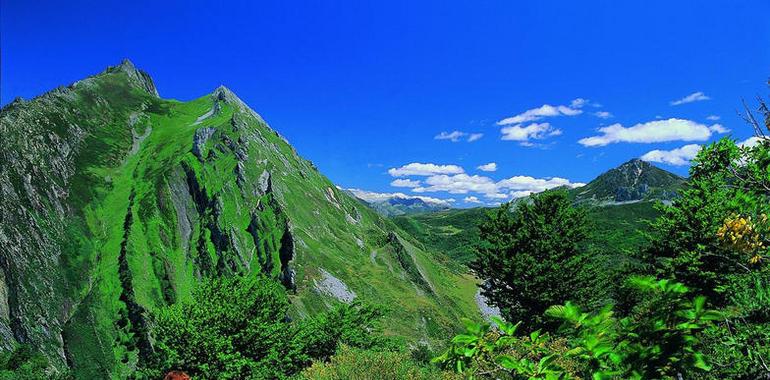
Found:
<box><xmin>3</xmin><ymin>0</ymin><xmax>769</xmax><ymax>207</ymax></box>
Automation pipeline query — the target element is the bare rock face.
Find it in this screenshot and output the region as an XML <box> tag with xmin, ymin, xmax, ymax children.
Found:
<box><xmin>314</xmin><ymin>269</ymin><xmax>356</xmax><ymax>303</ymax></box>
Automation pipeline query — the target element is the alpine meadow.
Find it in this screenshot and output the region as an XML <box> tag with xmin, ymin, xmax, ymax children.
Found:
<box><xmin>2</xmin><ymin>1</ymin><xmax>770</xmax><ymax>379</ymax></box>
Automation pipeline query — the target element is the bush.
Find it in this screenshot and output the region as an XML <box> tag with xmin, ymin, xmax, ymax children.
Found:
<box><xmin>435</xmin><ymin>277</ymin><xmax>721</xmax><ymax>379</ymax></box>
<box><xmin>141</xmin><ymin>275</ymin><xmax>387</xmax><ymax>379</ymax></box>
<box><xmin>301</xmin><ymin>345</ymin><xmax>457</xmax><ymax>380</ymax></box>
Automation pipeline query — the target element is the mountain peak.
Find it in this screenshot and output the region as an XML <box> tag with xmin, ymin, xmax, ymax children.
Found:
<box><xmin>571</xmin><ymin>158</ymin><xmax>684</xmax><ymax>204</ymax></box>
<box><xmin>103</xmin><ymin>58</ymin><xmax>159</xmax><ymax>97</ymax></box>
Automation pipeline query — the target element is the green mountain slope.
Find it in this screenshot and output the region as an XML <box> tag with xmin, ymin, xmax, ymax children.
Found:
<box><xmin>393</xmin><ymin>202</ymin><xmax>661</xmax><ymax>267</ymax></box>
<box><xmin>569</xmin><ymin>158</ymin><xmax>684</xmax><ymax>204</ymax></box>
<box><xmin>0</xmin><ymin>60</ymin><xmax>479</xmax><ymax>378</ymax></box>
<box><xmin>392</xmin><ymin>160</ymin><xmax>683</xmax><ymax>267</ymax></box>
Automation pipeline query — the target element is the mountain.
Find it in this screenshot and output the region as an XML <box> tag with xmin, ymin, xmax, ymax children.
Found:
<box><xmin>368</xmin><ymin>197</ymin><xmax>450</xmax><ymax>217</ymax></box>
<box><xmin>394</xmin><ymin>159</ymin><xmax>684</xmax><ymax>266</ymax></box>
<box><xmin>569</xmin><ymin>158</ymin><xmax>685</xmax><ymax>204</ymax></box>
<box><xmin>394</xmin><ymin>201</ymin><xmax>661</xmax><ymax>268</ymax></box>
<box><xmin>0</xmin><ymin>60</ymin><xmax>479</xmax><ymax>377</ymax></box>
<box><xmin>349</xmin><ymin>193</ymin><xmax>451</xmax><ymax>217</ymax></box>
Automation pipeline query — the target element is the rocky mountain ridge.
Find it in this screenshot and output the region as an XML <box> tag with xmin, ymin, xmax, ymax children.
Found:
<box><xmin>0</xmin><ymin>60</ymin><xmax>478</xmax><ymax>378</ymax></box>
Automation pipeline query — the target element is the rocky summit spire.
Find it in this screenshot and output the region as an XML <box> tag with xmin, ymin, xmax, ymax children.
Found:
<box><xmin>106</xmin><ymin>58</ymin><xmax>160</xmax><ymax>97</ymax></box>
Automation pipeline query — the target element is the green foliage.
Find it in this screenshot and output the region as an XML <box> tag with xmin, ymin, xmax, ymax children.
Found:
<box><xmin>0</xmin><ymin>345</ymin><xmax>68</xmax><ymax>380</ymax></box>
<box><xmin>433</xmin><ymin>317</ymin><xmax>574</xmax><ymax>379</ymax></box>
<box><xmin>472</xmin><ymin>190</ymin><xmax>595</xmax><ymax>329</ymax></box>
<box><xmin>636</xmin><ymin>95</ymin><xmax>770</xmax><ymax>377</ymax></box>
<box><xmin>640</xmin><ymin>138</ymin><xmax>769</xmax><ymax>302</ymax></box>
<box><xmin>701</xmin><ymin>273</ymin><xmax>770</xmax><ymax>379</ymax></box>
<box><xmin>142</xmin><ymin>275</ymin><xmax>387</xmax><ymax>379</ymax></box>
<box><xmin>301</xmin><ymin>345</ymin><xmax>456</xmax><ymax>380</ymax></box>
<box><xmin>436</xmin><ymin>277</ymin><xmax>721</xmax><ymax>379</ymax></box>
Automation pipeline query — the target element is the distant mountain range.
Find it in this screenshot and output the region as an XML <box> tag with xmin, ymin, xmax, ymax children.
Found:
<box><xmin>345</xmin><ymin>189</ymin><xmax>451</xmax><ymax>216</ymax></box>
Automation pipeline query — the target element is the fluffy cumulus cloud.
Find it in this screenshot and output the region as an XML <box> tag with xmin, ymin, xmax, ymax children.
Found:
<box><xmin>464</xmin><ymin>196</ymin><xmax>482</xmax><ymax>204</ymax></box>
<box><xmin>578</xmin><ymin>118</ymin><xmax>726</xmax><ymax>147</ymax></box>
<box><xmin>388</xmin><ymin>162</ymin><xmax>465</xmax><ymax>177</ymax></box>
<box><xmin>497</xmin><ymin>99</ymin><xmax>587</xmax><ymax>126</ymax></box>
<box><xmin>501</xmin><ymin>122</ymin><xmax>562</xmax><ymax>142</ymax></box>
<box><xmin>346</xmin><ymin>188</ymin><xmax>454</xmax><ymax>207</ymax></box>
<box><xmin>670</xmin><ymin>91</ymin><xmax>710</xmax><ymax>106</ymax></box>
<box><xmin>640</xmin><ymin>144</ymin><xmax>702</xmax><ymax>166</ymax></box>
<box><xmin>390</xmin><ymin>178</ymin><xmax>421</xmax><ymax>188</ymax></box>
<box><xmin>414</xmin><ymin>174</ymin><xmax>498</xmax><ymax>195</ymax></box>
<box><xmin>408</xmin><ymin>172</ymin><xmax>584</xmax><ymax>201</ymax></box>
<box><xmin>477</xmin><ymin>162</ymin><xmax>497</xmax><ymax>172</ymax></box>
<box><xmin>435</xmin><ymin>131</ymin><xmax>483</xmax><ymax>142</ymax></box>
<box><xmin>496</xmin><ymin>99</ymin><xmax>592</xmax><ymax>144</ymax></box>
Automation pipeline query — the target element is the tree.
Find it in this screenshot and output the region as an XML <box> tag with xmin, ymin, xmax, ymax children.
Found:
<box><xmin>472</xmin><ymin>190</ymin><xmax>593</xmax><ymax>330</ymax></box>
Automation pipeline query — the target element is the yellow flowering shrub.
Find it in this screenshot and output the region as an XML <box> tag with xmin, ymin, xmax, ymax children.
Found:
<box><xmin>717</xmin><ymin>213</ymin><xmax>768</xmax><ymax>264</ymax></box>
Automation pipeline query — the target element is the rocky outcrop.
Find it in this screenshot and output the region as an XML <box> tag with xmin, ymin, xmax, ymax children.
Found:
<box><xmin>387</xmin><ymin>232</ymin><xmax>434</xmax><ymax>295</ymax></box>
<box><xmin>108</xmin><ymin>59</ymin><xmax>160</xmax><ymax>97</ymax></box>
<box><xmin>314</xmin><ymin>269</ymin><xmax>356</xmax><ymax>303</ymax></box>
<box><xmin>191</xmin><ymin>127</ymin><xmax>216</xmax><ymax>161</ymax></box>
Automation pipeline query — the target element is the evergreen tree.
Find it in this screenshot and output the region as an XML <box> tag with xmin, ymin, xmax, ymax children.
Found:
<box><xmin>472</xmin><ymin>190</ymin><xmax>593</xmax><ymax>330</ymax></box>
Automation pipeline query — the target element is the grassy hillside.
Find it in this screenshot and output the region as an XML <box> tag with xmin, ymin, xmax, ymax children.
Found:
<box><xmin>393</xmin><ymin>201</ymin><xmax>662</xmax><ymax>268</ymax></box>
<box><xmin>0</xmin><ymin>61</ymin><xmax>479</xmax><ymax>378</ymax></box>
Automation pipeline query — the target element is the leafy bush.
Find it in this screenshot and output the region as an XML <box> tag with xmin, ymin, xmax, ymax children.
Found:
<box><xmin>301</xmin><ymin>345</ymin><xmax>457</xmax><ymax>380</ymax></box>
<box><xmin>141</xmin><ymin>275</ymin><xmax>387</xmax><ymax>379</ymax></box>
<box><xmin>0</xmin><ymin>345</ymin><xmax>68</xmax><ymax>380</ymax></box>
<box><xmin>435</xmin><ymin>277</ymin><xmax>721</xmax><ymax>379</ymax></box>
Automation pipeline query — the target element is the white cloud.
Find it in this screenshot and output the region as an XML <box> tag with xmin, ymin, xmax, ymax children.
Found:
<box><xmin>594</xmin><ymin>111</ymin><xmax>613</xmax><ymax>119</ymax></box>
<box><xmin>706</xmin><ymin>115</ymin><xmax>720</xmax><ymax>121</ymax></box>
<box><xmin>640</xmin><ymin>144</ymin><xmax>702</xmax><ymax>166</ymax></box>
<box><xmin>435</xmin><ymin>131</ymin><xmax>466</xmax><ymax>142</ymax></box>
<box><xmin>709</xmin><ymin>124</ymin><xmax>730</xmax><ymax>134</ymax></box>
<box><xmin>739</xmin><ymin>136</ymin><xmax>768</xmax><ymax>148</ymax></box>
<box><xmin>435</xmin><ymin>130</ymin><xmax>483</xmax><ymax>143</ymax></box>
<box><xmin>578</xmin><ymin>118</ymin><xmax>725</xmax><ymax>147</ymax></box>
<box><xmin>497</xmin><ymin>176</ymin><xmax>584</xmax><ymax>193</ymax></box>
<box><xmin>497</xmin><ymin>99</ymin><xmax>585</xmax><ymax>126</ymax></box>
<box><xmin>670</xmin><ymin>91</ymin><xmax>710</xmax><ymax>106</ymax></box>
<box><xmin>412</xmin><ymin>172</ymin><xmax>583</xmax><ymax>200</ymax></box>
<box><xmin>477</xmin><ymin>162</ymin><xmax>497</xmax><ymax>172</ymax></box>
<box><xmin>388</xmin><ymin>163</ymin><xmax>465</xmax><ymax>177</ymax></box>
<box><xmin>414</xmin><ymin>174</ymin><xmax>498</xmax><ymax>195</ymax></box>
<box><xmin>390</xmin><ymin>178</ymin><xmax>421</xmax><ymax>188</ymax></box>
<box><xmin>467</xmin><ymin>133</ymin><xmax>484</xmax><ymax>142</ymax></box>
<box><xmin>510</xmin><ymin>190</ymin><xmax>535</xmax><ymax>198</ymax></box>
<box><xmin>501</xmin><ymin>122</ymin><xmax>562</xmax><ymax>142</ymax></box>
<box><xmin>464</xmin><ymin>196</ymin><xmax>482</xmax><ymax>204</ymax></box>
<box><xmin>346</xmin><ymin>188</ymin><xmax>454</xmax><ymax>207</ymax></box>
<box><xmin>570</xmin><ymin>98</ymin><xmax>589</xmax><ymax>108</ymax></box>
